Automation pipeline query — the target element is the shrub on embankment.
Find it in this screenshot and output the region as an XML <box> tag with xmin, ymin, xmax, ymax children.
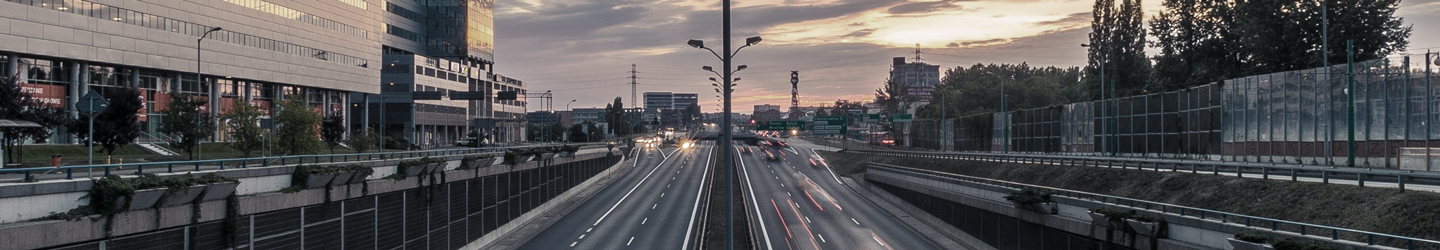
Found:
<box><xmin>816</xmin><ymin>150</ymin><xmax>1440</xmax><ymax>242</ymax></box>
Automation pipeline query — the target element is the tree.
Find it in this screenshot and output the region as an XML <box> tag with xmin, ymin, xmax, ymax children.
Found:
<box><xmin>157</xmin><ymin>92</ymin><xmax>215</xmax><ymax>159</ymax></box>
<box><xmin>219</xmin><ymin>99</ymin><xmax>265</xmax><ymax>157</ymax></box>
<box><xmin>321</xmin><ymin>114</ymin><xmax>346</xmax><ymax>153</ymax></box>
<box><xmin>0</xmin><ymin>77</ymin><xmax>72</xmax><ymax>164</ymax></box>
<box><xmin>1085</xmin><ymin>0</ymin><xmax>1151</xmax><ymax>98</ymax></box>
<box><xmin>920</xmin><ymin>63</ymin><xmax>1086</xmax><ymax>119</ymax></box>
<box><xmin>1149</xmin><ymin>0</ymin><xmax>1243</xmax><ymax>92</ymax></box>
<box><xmin>273</xmin><ymin>95</ymin><xmax>322</xmax><ymax>155</ymax></box>
<box><xmin>68</xmin><ymin>87</ymin><xmax>143</xmax><ymax>157</ymax></box>
<box><xmin>605</xmin><ymin>97</ymin><xmax>630</xmax><ymax>136</ymax></box>
<box><xmin>1149</xmin><ymin>0</ymin><xmax>1410</xmax><ymax>91</ymax></box>
<box><xmin>874</xmin><ymin>79</ymin><xmax>913</xmax><ymax>145</ymax></box>
<box><xmin>568</xmin><ymin>121</ymin><xmax>601</xmax><ymax>142</ymax></box>
<box><xmin>345</xmin><ymin>128</ymin><xmax>378</xmax><ymax>153</ymax></box>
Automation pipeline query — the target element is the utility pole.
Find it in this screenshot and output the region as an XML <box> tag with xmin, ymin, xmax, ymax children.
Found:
<box><xmin>629</xmin><ymin>64</ymin><xmax>639</xmax><ymax>109</ymax></box>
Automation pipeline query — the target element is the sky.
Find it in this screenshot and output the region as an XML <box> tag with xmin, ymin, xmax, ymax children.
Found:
<box><xmin>495</xmin><ymin>0</ymin><xmax>1440</xmax><ymax>114</ymax></box>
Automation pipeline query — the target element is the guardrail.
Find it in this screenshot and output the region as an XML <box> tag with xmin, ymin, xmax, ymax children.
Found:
<box><xmin>0</xmin><ymin>142</ymin><xmax>610</xmax><ymax>182</ymax></box>
<box><xmin>867</xmin><ymin>163</ymin><xmax>1440</xmax><ymax>249</ymax></box>
<box><xmin>844</xmin><ymin>149</ymin><xmax>1440</xmax><ymax>192</ymax></box>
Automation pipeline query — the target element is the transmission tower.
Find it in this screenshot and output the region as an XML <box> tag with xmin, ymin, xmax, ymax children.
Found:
<box><xmin>790</xmin><ymin>71</ymin><xmax>799</xmax><ymax>114</ymax></box>
<box><xmin>628</xmin><ymin>64</ymin><xmax>639</xmax><ymax>109</ymax></box>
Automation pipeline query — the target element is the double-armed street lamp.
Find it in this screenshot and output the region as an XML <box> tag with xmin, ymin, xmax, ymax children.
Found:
<box><xmin>687</xmin><ymin>5</ymin><xmax>761</xmax><ymax>247</ymax></box>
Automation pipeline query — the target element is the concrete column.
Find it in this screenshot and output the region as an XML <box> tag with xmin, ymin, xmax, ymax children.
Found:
<box><xmin>129</xmin><ymin>68</ymin><xmax>139</xmax><ymax>89</ymax></box>
<box><xmin>341</xmin><ymin>91</ymin><xmax>350</xmax><ymax>137</ymax></box>
<box><xmin>5</xmin><ymin>54</ymin><xmax>16</xmax><ymax>79</ymax></box>
<box><xmin>210</xmin><ymin>76</ymin><xmax>220</xmax><ymax>141</ymax></box>
<box><xmin>361</xmin><ymin>94</ymin><xmax>369</xmax><ymax>132</ymax></box>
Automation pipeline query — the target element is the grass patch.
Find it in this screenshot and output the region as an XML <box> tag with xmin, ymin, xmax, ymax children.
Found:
<box><xmin>821</xmin><ymin>151</ymin><xmax>1440</xmax><ymax>243</ymax></box>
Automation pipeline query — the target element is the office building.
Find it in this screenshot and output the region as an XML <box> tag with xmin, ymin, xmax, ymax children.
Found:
<box><xmin>890</xmin><ymin>57</ymin><xmax>940</xmax><ymax>103</ymax></box>
<box><xmin>2</xmin><ymin>0</ymin><xmax>379</xmax><ymax>144</ymax></box>
<box><xmin>1</xmin><ymin>0</ymin><xmax>524</xmax><ymax>147</ymax></box>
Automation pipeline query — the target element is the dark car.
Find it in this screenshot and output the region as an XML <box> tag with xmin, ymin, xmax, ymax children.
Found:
<box><xmin>455</xmin><ymin>138</ymin><xmax>480</xmax><ymax>147</ymax></box>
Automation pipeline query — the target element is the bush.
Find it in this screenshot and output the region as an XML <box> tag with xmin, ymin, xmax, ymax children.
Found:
<box><xmin>1003</xmin><ymin>189</ymin><xmax>1052</xmax><ymax>205</ymax></box>
<box><xmin>1273</xmin><ymin>239</ymin><xmax>1336</xmax><ymax>250</ymax></box>
<box><xmin>88</xmin><ymin>175</ymin><xmax>138</xmax><ymax>215</ymax></box>
<box><xmin>1234</xmin><ymin>231</ymin><xmax>1269</xmax><ymax>244</ymax></box>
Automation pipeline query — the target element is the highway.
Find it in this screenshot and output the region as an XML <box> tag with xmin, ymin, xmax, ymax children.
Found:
<box><xmin>738</xmin><ymin>137</ymin><xmax>943</xmax><ymax>250</ymax></box>
<box><xmin>520</xmin><ymin>139</ymin><xmax>714</xmax><ymax>249</ymax></box>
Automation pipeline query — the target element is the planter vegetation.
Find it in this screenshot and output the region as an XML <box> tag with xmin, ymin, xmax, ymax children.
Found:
<box><xmin>398</xmin><ymin>157</ymin><xmax>446</xmax><ymax>177</ymax></box>
<box><xmin>458</xmin><ymin>155</ymin><xmax>495</xmax><ymax>170</ymax></box>
<box><xmin>77</xmin><ymin>173</ymin><xmax>242</xmax><ymax>218</ymax></box>
<box><xmin>1229</xmin><ymin>232</ymin><xmax>1274</xmax><ymax>250</ymax></box>
<box><xmin>1088</xmin><ymin>208</ymin><xmax>1167</xmax><ymax>237</ymax></box>
<box><xmin>1004</xmin><ymin>189</ymin><xmax>1057</xmax><ymax>214</ymax></box>
<box><xmin>198</xmin><ymin>173</ymin><xmax>240</xmax><ymax>202</ymax></box>
<box><xmin>293</xmin><ymin>164</ymin><xmax>376</xmax><ymax>188</ymax></box>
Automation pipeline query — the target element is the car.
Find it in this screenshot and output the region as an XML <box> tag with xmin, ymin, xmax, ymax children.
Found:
<box><xmin>455</xmin><ymin>138</ymin><xmax>479</xmax><ymax>147</ymax></box>
<box><xmin>763</xmin><ymin>150</ymin><xmax>780</xmax><ymax>161</ymax></box>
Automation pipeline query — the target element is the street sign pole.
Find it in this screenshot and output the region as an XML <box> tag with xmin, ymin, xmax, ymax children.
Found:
<box><xmin>77</xmin><ymin>91</ymin><xmax>109</xmax><ymax>166</ymax></box>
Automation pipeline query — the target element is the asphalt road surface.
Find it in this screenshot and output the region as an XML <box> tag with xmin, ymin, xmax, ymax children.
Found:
<box><xmin>739</xmin><ymin>138</ymin><xmax>942</xmax><ymax>250</ymax></box>
<box><xmin>520</xmin><ymin>141</ymin><xmax>714</xmax><ymax>249</ymax></box>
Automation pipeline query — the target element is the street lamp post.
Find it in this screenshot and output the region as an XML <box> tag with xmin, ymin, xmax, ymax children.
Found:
<box><xmin>1080</xmin><ymin>43</ymin><xmax>1114</xmax><ymax>157</ymax></box>
<box><xmin>197</xmin><ymin>26</ymin><xmax>222</xmax><ymax>160</ymax></box>
<box><xmin>985</xmin><ymin>72</ymin><xmax>1008</xmax><ymax>153</ymax></box>
<box><xmin>688</xmin><ymin>15</ymin><xmax>761</xmax><ymax>249</ymax></box>
<box><xmin>566</xmin><ymin>99</ymin><xmax>575</xmax><ymax>141</ymax></box>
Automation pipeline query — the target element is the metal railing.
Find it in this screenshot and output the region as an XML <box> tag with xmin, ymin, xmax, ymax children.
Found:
<box><xmin>867</xmin><ymin>163</ymin><xmax>1440</xmax><ymax>249</ymax></box>
<box><xmin>1</xmin><ymin>142</ymin><xmax>608</xmax><ymax>182</ymax></box>
<box><xmin>845</xmin><ymin>149</ymin><xmax>1440</xmax><ymax>192</ymax></box>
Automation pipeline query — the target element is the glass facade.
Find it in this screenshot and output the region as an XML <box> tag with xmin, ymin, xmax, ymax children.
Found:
<box><xmin>467</xmin><ymin>0</ymin><xmax>495</xmax><ymax>61</ymax></box>
<box><xmin>221</xmin><ymin>0</ymin><xmax>368</xmax><ymax>38</ymax></box>
<box><xmin>5</xmin><ymin>0</ymin><xmax>369</xmax><ymax>68</ymax></box>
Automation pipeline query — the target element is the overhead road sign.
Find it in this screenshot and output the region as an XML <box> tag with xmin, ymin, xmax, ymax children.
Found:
<box><xmin>449</xmin><ymin>91</ymin><xmax>487</xmax><ymax>100</ymax></box>
<box><xmin>812</xmin><ymin>116</ymin><xmax>847</xmax><ymax>135</ymax></box>
<box><xmin>412</xmin><ymin>91</ymin><xmax>445</xmax><ymax>100</ymax></box>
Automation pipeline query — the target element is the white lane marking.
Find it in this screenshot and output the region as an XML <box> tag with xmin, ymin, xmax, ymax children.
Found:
<box><xmin>780</xmin><ymin>183</ymin><xmax>785</xmax><ymax>187</ymax></box>
<box><xmin>587</xmin><ymin>227</ymin><xmax>593</xmax><ymax>232</ymax></box>
<box><xmin>653</xmin><ymin>204</ymin><xmax>657</xmax><ymax>209</ymax></box>
<box><xmin>852</xmin><ymin>218</ymin><xmax>860</xmax><ymax>225</ymax></box>
<box><xmin>661</xmin><ymin>192</ymin><xmax>666</xmax><ymax>197</ymax></box>
<box><xmin>628</xmin><ymin>237</ymin><xmax>635</xmax><ymax>246</ymax></box>
<box><xmin>642</xmin><ymin>218</ymin><xmax>648</xmax><ymax>224</ymax></box>
<box><xmin>593</xmin><ymin>148</ymin><xmax>680</xmax><ymax>226</ymax></box>
<box><xmin>818</xmin><ymin>234</ymin><xmax>826</xmax><ymax>243</ymax></box>
<box><xmin>570</xmin><ymin>242</ymin><xmax>577</xmax><ymax>247</ymax></box>
<box><xmin>673</xmin><ymin>176</ymin><xmax>677</xmax><ymax>180</ymax></box>
<box><xmin>812</xmin><ymin>148</ymin><xmax>843</xmax><ymax>184</ymax></box>
<box><xmin>579</xmin><ymin>234</ymin><xmax>586</xmax><ymax>239</ymax></box>
<box><xmin>787</xmin><ymin>192</ymin><xmax>791</xmax><ymax>197</ymax></box>
<box><xmin>681</xmin><ymin>145</ymin><xmax>716</xmax><ymax>250</ymax></box>
<box><xmin>735</xmin><ymin>145</ymin><xmax>776</xmax><ymax>250</ymax></box>
<box><xmin>805</xmin><ymin>216</ymin><xmax>811</xmax><ymax>224</ymax></box>
<box><xmin>775</xmin><ymin>176</ymin><xmax>779</xmax><ymax>179</ymax></box>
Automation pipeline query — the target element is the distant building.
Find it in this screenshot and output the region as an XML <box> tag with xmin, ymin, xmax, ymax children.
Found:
<box><xmin>643</xmin><ymin>92</ymin><xmax>698</xmax><ymax>126</ymax></box>
<box><xmin>754</xmin><ymin>104</ymin><xmax>781</xmax><ymax>113</ymax></box>
<box><xmin>890</xmin><ymin>57</ymin><xmax>940</xmax><ymax>103</ymax></box>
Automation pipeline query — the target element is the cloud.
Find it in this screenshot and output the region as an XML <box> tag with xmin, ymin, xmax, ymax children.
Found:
<box><xmin>1033</xmin><ymin>12</ymin><xmax>1090</xmax><ymax>27</ymax></box>
<box><xmin>887</xmin><ymin>0</ymin><xmax>970</xmax><ymax>15</ymax></box>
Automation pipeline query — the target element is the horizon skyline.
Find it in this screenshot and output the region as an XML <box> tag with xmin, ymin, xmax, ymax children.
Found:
<box><xmin>498</xmin><ymin>0</ymin><xmax>1440</xmax><ymax>114</ymax></box>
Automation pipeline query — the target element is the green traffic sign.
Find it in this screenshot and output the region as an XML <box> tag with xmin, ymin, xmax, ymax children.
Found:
<box><xmin>812</xmin><ymin>116</ymin><xmax>846</xmax><ymax>134</ymax></box>
<box><xmin>890</xmin><ymin>114</ymin><xmax>913</xmax><ymax>122</ymax></box>
<box><xmin>863</xmin><ymin>114</ymin><xmax>880</xmax><ymax>122</ymax></box>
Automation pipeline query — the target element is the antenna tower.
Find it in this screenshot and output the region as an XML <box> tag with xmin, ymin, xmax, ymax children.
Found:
<box><xmin>628</xmin><ymin>64</ymin><xmax>639</xmax><ymax>109</ymax></box>
<box><xmin>912</xmin><ymin>43</ymin><xmax>924</xmax><ymax>63</ymax></box>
